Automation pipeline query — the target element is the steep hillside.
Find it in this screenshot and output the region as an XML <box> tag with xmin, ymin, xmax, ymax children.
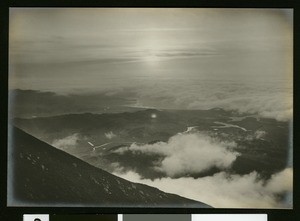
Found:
<box><xmin>8</xmin><ymin>126</ymin><xmax>211</xmax><ymax>207</ymax></box>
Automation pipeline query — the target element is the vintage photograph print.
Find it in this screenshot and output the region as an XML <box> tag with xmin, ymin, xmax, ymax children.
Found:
<box><xmin>8</xmin><ymin>8</ymin><xmax>293</xmax><ymax>208</ymax></box>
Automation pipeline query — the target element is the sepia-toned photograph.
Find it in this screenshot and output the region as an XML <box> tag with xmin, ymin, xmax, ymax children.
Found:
<box><xmin>8</xmin><ymin>8</ymin><xmax>293</xmax><ymax>208</ymax></box>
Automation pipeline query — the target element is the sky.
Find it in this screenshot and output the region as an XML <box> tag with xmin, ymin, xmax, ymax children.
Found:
<box><xmin>9</xmin><ymin>8</ymin><xmax>293</xmax><ymax>120</ymax></box>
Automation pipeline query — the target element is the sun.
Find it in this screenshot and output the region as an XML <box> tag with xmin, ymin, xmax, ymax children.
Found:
<box><xmin>140</xmin><ymin>35</ymin><xmax>165</xmax><ymax>64</ymax></box>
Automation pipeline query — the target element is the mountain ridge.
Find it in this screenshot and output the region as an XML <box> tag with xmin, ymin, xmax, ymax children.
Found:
<box><xmin>12</xmin><ymin>108</ymin><xmax>289</xmax><ymax>180</ymax></box>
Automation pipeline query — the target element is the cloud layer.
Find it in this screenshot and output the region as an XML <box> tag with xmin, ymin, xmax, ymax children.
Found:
<box><xmin>115</xmin><ymin>132</ymin><xmax>239</xmax><ymax>177</ymax></box>
<box><xmin>114</xmin><ymin>168</ymin><xmax>293</xmax><ymax>208</ymax></box>
<box><xmin>132</xmin><ymin>79</ymin><xmax>292</xmax><ymax>122</ymax></box>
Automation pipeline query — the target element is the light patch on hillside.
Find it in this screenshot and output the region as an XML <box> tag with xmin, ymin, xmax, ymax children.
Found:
<box><xmin>105</xmin><ymin>131</ymin><xmax>117</xmax><ymax>139</ymax></box>
<box><xmin>52</xmin><ymin>134</ymin><xmax>80</xmax><ymax>149</ymax></box>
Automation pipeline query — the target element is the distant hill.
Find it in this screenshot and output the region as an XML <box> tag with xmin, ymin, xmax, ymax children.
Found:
<box><xmin>8</xmin><ymin>89</ymin><xmax>141</xmax><ymax>119</ymax></box>
<box><xmin>12</xmin><ymin>108</ymin><xmax>235</xmax><ymax>146</ymax></box>
<box><xmin>8</xmin><ymin>126</ymin><xmax>211</xmax><ymax>207</ymax></box>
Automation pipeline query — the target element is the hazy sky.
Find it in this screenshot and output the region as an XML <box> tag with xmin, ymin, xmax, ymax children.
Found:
<box><xmin>10</xmin><ymin>8</ymin><xmax>292</xmax><ymax>87</ymax></box>
<box><xmin>9</xmin><ymin>8</ymin><xmax>293</xmax><ymax>120</ymax></box>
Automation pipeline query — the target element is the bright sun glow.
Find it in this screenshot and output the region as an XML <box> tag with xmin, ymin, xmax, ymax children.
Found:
<box><xmin>140</xmin><ymin>35</ymin><xmax>165</xmax><ymax>64</ymax></box>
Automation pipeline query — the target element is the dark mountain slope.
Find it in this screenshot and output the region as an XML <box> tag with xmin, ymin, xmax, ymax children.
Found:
<box><xmin>8</xmin><ymin>126</ymin><xmax>210</xmax><ymax>207</ymax></box>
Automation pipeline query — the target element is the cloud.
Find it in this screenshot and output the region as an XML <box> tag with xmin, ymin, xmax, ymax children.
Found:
<box><xmin>114</xmin><ymin>167</ymin><xmax>293</xmax><ymax>208</ymax></box>
<box><xmin>245</xmin><ymin>130</ymin><xmax>267</xmax><ymax>141</ymax></box>
<box><xmin>266</xmin><ymin>167</ymin><xmax>293</xmax><ymax>193</ymax></box>
<box><xmin>132</xmin><ymin>80</ymin><xmax>292</xmax><ymax>122</ymax></box>
<box><xmin>153</xmin><ymin>48</ymin><xmax>218</xmax><ymax>59</ymax></box>
<box><xmin>105</xmin><ymin>131</ymin><xmax>117</xmax><ymax>139</ymax></box>
<box><xmin>52</xmin><ymin>133</ymin><xmax>80</xmax><ymax>149</ymax></box>
<box><xmin>114</xmin><ymin>132</ymin><xmax>239</xmax><ymax>177</ymax></box>
<box><xmin>254</xmin><ymin>130</ymin><xmax>267</xmax><ymax>139</ymax></box>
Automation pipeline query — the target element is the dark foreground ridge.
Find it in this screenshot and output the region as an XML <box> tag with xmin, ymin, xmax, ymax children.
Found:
<box><xmin>8</xmin><ymin>126</ymin><xmax>211</xmax><ymax>208</ymax></box>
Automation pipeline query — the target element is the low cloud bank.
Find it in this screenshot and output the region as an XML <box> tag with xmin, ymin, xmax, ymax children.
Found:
<box><xmin>114</xmin><ymin>168</ymin><xmax>293</xmax><ymax>208</ymax></box>
<box><xmin>11</xmin><ymin>78</ymin><xmax>292</xmax><ymax>122</ymax></box>
<box><xmin>133</xmin><ymin>80</ymin><xmax>292</xmax><ymax>122</ymax></box>
<box><xmin>114</xmin><ymin>132</ymin><xmax>239</xmax><ymax>177</ymax></box>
